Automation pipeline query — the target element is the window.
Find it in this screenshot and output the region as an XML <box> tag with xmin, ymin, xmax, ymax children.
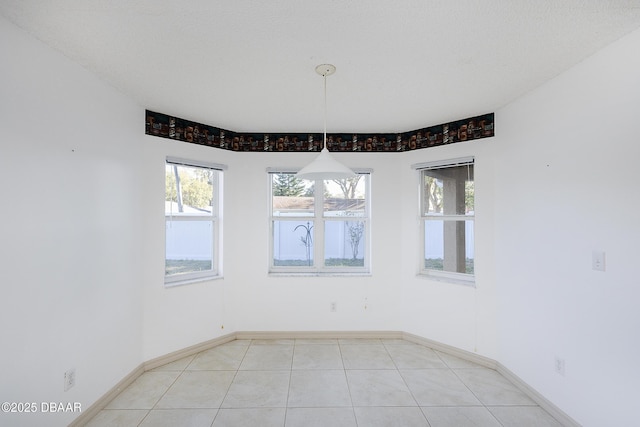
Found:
<box><xmin>416</xmin><ymin>157</ymin><xmax>474</xmax><ymax>284</ymax></box>
<box><xmin>269</xmin><ymin>171</ymin><xmax>370</xmax><ymax>274</ymax></box>
<box><xmin>165</xmin><ymin>158</ymin><xmax>223</xmax><ymax>285</ymax></box>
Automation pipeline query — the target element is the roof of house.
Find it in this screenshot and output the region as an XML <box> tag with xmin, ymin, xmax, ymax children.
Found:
<box><xmin>273</xmin><ymin>197</ymin><xmax>365</xmax><ymax>213</ymax></box>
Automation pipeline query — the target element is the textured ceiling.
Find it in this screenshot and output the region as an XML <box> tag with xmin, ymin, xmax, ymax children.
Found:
<box><xmin>2</xmin><ymin>1</ymin><xmax>640</xmax><ymax>133</ymax></box>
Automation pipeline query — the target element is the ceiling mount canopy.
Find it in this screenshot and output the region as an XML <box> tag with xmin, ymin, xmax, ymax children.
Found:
<box><xmin>295</xmin><ymin>64</ymin><xmax>355</xmax><ymax>181</ymax></box>
<box><xmin>315</xmin><ymin>63</ymin><xmax>336</xmax><ymax>77</ymax></box>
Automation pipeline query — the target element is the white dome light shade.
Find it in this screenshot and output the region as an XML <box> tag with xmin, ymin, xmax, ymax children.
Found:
<box><xmin>295</xmin><ymin>147</ymin><xmax>355</xmax><ymax>180</ymax></box>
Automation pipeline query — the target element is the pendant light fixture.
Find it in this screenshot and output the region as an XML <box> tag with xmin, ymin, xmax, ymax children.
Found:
<box><xmin>296</xmin><ymin>64</ymin><xmax>355</xmax><ymax>180</ymax></box>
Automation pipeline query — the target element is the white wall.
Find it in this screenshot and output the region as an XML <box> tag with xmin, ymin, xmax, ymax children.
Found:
<box><xmin>492</xmin><ymin>28</ymin><xmax>640</xmax><ymax>426</ymax></box>
<box><xmin>0</xmin><ymin>16</ymin><xmax>144</xmax><ymax>427</ymax></box>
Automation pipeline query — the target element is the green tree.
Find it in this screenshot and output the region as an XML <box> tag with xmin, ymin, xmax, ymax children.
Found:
<box><xmin>273</xmin><ymin>174</ymin><xmax>306</xmax><ymax>196</ymax></box>
<box><xmin>465</xmin><ymin>181</ymin><xmax>474</xmax><ymax>213</ymax></box>
<box><xmin>166</xmin><ymin>168</ymin><xmax>213</xmax><ymax>211</ymax></box>
<box><xmin>166</xmin><ymin>171</ymin><xmax>178</xmax><ymax>203</ymax></box>
<box><xmin>182</xmin><ymin>177</ymin><xmax>212</xmax><ymax>209</ymax></box>
<box><xmin>303</xmin><ymin>183</ymin><xmax>315</xmax><ymax>197</ymax></box>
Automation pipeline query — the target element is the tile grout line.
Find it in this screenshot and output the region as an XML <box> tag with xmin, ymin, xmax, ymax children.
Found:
<box><xmin>448</xmin><ymin>366</ymin><xmax>508</xmax><ymax>427</ymax></box>
<box><xmin>336</xmin><ymin>339</ymin><xmax>359</xmax><ymax>426</ymax></box>
<box><xmin>135</xmin><ymin>359</ymin><xmax>193</xmax><ymax>426</ymax></box>
<box><xmin>382</xmin><ymin>340</ymin><xmax>434</xmax><ymax>426</ymax></box>
<box><xmin>209</xmin><ymin>340</ymin><xmax>251</xmax><ymax>426</ymax></box>
<box><xmin>283</xmin><ymin>339</ymin><xmax>298</xmax><ymax>427</ymax></box>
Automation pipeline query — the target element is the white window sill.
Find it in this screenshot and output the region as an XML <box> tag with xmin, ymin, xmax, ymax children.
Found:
<box><xmin>417</xmin><ymin>271</ymin><xmax>476</xmax><ymax>287</ymax></box>
<box><xmin>165</xmin><ymin>274</ymin><xmax>223</xmax><ymax>288</ymax></box>
<box><xmin>269</xmin><ymin>271</ymin><xmax>372</xmax><ymax>278</ymax></box>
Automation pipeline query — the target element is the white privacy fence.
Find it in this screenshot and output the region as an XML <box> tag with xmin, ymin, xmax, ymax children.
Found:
<box><xmin>166</xmin><ymin>218</ymin><xmax>473</xmax><ymax>261</ymax></box>
<box><xmin>424</xmin><ymin>220</ymin><xmax>474</xmax><ymax>260</ymax></box>
<box><xmin>166</xmin><ymin>221</ymin><xmax>213</xmax><ymax>260</ymax></box>
<box><xmin>272</xmin><ymin>220</ymin><xmax>365</xmax><ymax>261</ymax></box>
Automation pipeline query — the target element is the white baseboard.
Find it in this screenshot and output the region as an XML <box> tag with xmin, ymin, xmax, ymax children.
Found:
<box><xmin>235</xmin><ymin>330</ymin><xmax>403</xmax><ymax>340</ymax></box>
<box><xmin>402</xmin><ymin>332</ymin><xmax>580</xmax><ymax>426</ymax></box>
<box><xmin>68</xmin><ymin>363</ymin><xmax>145</xmax><ymax>427</ymax></box>
<box><xmin>402</xmin><ymin>332</ymin><xmax>498</xmax><ymax>369</ymax></box>
<box><xmin>143</xmin><ymin>332</ymin><xmax>236</xmax><ymax>371</ymax></box>
<box><xmin>496</xmin><ymin>362</ymin><xmax>581</xmax><ymax>427</ymax></box>
<box><xmin>69</xmin><ymin>333</ymin><xmax>235</xmax><ymax>427</ymax></box>
<box><xmin>69</xmin><ymin>330</ymin><xmax>580</xmax><ymax>427</ymax></box>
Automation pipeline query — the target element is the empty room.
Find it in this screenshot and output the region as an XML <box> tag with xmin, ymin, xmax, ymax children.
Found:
<box><xmin>1</xmin><ymin>1</ymin><xmax>639</xmax><ymax>426</ymax></box>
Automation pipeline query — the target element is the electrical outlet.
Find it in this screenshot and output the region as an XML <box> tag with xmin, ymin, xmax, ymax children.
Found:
<box><xmin>554</xmin><ymin>357</ymin><xmax>565</xmax><ymax>376</ymax></box>
<box><xmin>330</xmin><ymin>301</ymin><xmax>337</xmax><ymax>312</ymax></box>
<box><xmin>64</xmin><ymin>368</ymin><xmax>76</xmax><ymax>391</ymax></box>
<box><xmin>592</xmin><ymin>251</ymin><xmax>605</xmax><ymax>271</ymax></box>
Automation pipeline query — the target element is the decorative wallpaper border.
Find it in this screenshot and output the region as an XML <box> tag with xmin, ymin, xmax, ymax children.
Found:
<box><xmin>145</xmin><ymin>110</ymin><xmax>494</xmax><ymax>152</ymax></box>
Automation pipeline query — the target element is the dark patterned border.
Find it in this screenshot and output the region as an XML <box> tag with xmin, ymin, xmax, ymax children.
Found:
<box><xmin>145</xmin><ymin>110</ymin><xmax>494</xmax><ymax>152</ymax></box>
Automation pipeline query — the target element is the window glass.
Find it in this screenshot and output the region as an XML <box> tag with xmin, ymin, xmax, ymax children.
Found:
<box><xmin>272</xmin><ymin>220</ymin><xmax>315</xmax><ymax>267</ymax></box>
<box><xmin>165</xmin><ymin>160</ymin><xmax>222</xmax><ymax>285</ymax></box>
<box><xmin>272</xmin><ymin>174</ymin><xmax>314</xmax><ymax>217</ymax></box>
<box><xmin>419</xmin><ymin>161</ymin><xmax>474</xmax><ymax>281</ymax></box>
<box><xmin>421</xmin><ymin>165</ymin><xmax>473</xmax><ymax>216</ymax></box>
<box><xmin>324</xmin><ymin>220</ymin><xmax>366</xmax><ymax>267</ymax></box>
<box><xmin>323</xmin><ymin>176</ymin><xmax>366</xmax><ymax>217</ymax></box>
<box><xmin>423</xmin><ymin>219</ymin><xmax>474</xmax><ymax>274</ymax></box>
<box><xmin>270</xmin><ymin>173</ymin><xmax>370</xmax><ymax>274</ymax></box>
<box><xmin>166</xmin><ymin>164</ymin><xmax>215</xmax><ymax>215</ymax></box>
<box><xmin>166</xmin><ymin>220</ymin><xmax>214</xmax><ymax>275</ymax></box>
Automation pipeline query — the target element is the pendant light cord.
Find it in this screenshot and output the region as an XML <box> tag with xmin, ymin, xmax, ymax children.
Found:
<box><xmin>323</xmin><ymin>73</ymin><xmax>327</xmax><ymax>150</ymax></box>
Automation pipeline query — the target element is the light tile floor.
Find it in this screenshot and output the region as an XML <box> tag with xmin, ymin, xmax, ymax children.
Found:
<box><xmin>85</xmin><ymin>339</ymin><xmax>563</xmax><ymax>427</ymax></box>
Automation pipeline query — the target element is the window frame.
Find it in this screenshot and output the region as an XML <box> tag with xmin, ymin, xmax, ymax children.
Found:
<box><xmin>268</xmin><ymin>170</ymin><xmax>371</xmax><ymax>275</ymax></box>
<box><xmin>165</xmin><ymin>157</ymin><xmax>224</xmax><ymax>286</ymax></box>
<box><xmin>414</xmin><ymin>157</ymin><xmax>475</xmax><ymax>286</ymax></box>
